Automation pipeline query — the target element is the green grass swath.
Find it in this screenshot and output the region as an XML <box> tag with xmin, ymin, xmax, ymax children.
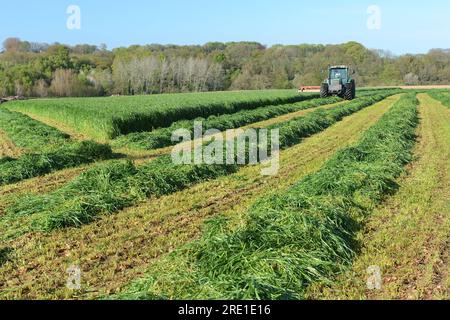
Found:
<box><xmin>0</xmin><ymin>141</ymin><xmax>114</xmax><ymax>186</ymax></box>
<box><xmin>0</xmin><ymin>108</ymin><xmax>114</xmax><ymax>186</ymax></box>
<box><xmin>427</xmin><ymin>90</ymin><xmax>450</xmax><ymax>108</ymax></box>
<box><xmin>111</xmin><ymin>96</ymin><xmax>342</xmax><ymax>151</ymax></box>
<box><xmin>0</xmin><ymin>108</ymin><xmax>70</xmax><ymax>153</ymax></box>
<box><xmin>5</xmin><ymin>92</ymin><xmax>397</xmax><ymax>233</ymax></box>
<box><xmin>113</xmin><ymin>93</ymin><xmax>419</xmax><ymax>300</ymax></box>
<box><xmin>6</xmin><ymin>90</ymin><xmax>319</xmax><ymax>140</ymax></box>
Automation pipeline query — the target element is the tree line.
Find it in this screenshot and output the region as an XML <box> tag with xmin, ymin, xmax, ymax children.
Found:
<box><xmin>1</xmin><ymin>37</ymin><xmax>450</xmax><ymax>98</ymax></box>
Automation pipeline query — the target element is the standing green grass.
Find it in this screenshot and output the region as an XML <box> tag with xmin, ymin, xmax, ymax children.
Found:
<box><xmin>6</xmin><ymin>90</ymin><xmax>318</xmax><ymax>140</ymax></box>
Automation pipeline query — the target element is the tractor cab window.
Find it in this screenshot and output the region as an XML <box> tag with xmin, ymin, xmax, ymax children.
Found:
<box><xmin>330</xmin><ymin>69</ymin><xmax>348</xmax><ymax>80</ymax></box>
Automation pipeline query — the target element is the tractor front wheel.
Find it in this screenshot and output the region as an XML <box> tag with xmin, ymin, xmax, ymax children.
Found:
<box><xmin>320</xmin><ymin>83</ymin><xmax>329</xmax><ymax>98</ymax></box>
<box><xmin>344</xmin><ymin>81</ymin><xmax>356</xmax><ymax>100</ymax></box>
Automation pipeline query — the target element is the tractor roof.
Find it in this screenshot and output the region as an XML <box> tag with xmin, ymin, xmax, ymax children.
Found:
<box><xmin>330</xmin><ymin>65</ymin><xmax>349</xmax><ymax>69</ymax></box>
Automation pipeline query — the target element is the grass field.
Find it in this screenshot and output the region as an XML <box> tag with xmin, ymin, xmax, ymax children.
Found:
<box><xmin>0</xmin><ymin>89</ymin><xmax>448</xmax><ymax>300</ymax></box>
<box><xmin>0</xmin><ymin>108</ymin><xmax>114</xmax><ymax>186</ymax></box>
<box><xmin>307</xmin><ymin>93</ymin><xmax>450</xmax><ymax>300</ymax></box>
<box><xmin>5</xmin><ymin>90</ymin><xmax>317</xmax><ymax>141</ymax></box>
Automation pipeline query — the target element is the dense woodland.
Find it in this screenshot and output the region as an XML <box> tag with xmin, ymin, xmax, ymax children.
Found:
<box><xmin>1</xmin><ymin>37</ymin><xmax>450</xmax><ymax>98</ymax></box>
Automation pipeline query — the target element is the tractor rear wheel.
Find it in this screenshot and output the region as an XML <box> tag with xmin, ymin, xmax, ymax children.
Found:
<box><xmin>344</xmin><ymin>81</ymin><xmax>355</xmax><ymax>100</ymax></box>
<box><xmin>320</xmin><ymin>83</ymin><xmax>329</xmax><ymax>98</ymax></box>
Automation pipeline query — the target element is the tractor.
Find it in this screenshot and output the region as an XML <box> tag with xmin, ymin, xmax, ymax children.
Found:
<box><xmin>320</xmin><ymin>66</ymin><xmax>356</xmax><ymax>100</ymax></box>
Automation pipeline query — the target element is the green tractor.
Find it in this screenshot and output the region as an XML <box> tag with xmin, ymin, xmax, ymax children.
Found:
<box><xmin>320</xmin><ymin>65</ymin><xmax>356</xmax><ymax>100</ymax></box>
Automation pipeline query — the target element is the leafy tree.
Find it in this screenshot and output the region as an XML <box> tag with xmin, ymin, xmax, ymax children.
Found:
<box><xmin>2</xmin><ymin>38</ymin><xmax>450</xmax><ymax>98</ymax></box>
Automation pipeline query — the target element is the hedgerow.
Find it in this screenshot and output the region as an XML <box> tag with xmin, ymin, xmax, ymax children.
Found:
<box><xmin>113</xmin><ymin>93</ymin><xmax>419</xmax><ymax>300</ymax></box>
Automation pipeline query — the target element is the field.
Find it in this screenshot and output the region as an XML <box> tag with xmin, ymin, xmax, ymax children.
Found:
<box><xmin>5</xmin><ymin>90</ymin><xmax>317</xmax><ymax>141</ymax></box>
<box><xmin>0</xmin><ymin>89</ymin><xmax>448</xmax><ymax>300</ymax></box>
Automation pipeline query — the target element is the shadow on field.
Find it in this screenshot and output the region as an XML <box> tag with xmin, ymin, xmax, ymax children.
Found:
<box><xmin>0</xmin><ymin>247</ymin><xmax>12</xmax><ymax>266</ymax></box>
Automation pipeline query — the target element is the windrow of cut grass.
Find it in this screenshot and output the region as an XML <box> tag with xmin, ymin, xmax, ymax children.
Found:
<box><xmin>111</xmin><ymin>96</ymin><xmax>343</xmax><ymax>151</ymax></box>
<box><xmin>306</xmin><ymin>93</ymin><xmax>450</xmax><ymax>300</ymax></box>
<box><xmin>113</xmin><ymin>93</ymin><xmax>419</xmax><ymax>300</ymax></box>
<box><xmin>6</xmin><ymin>90</ymin><xmax>318</xmax><ymax>140</ymax></box>
<box><xmin>264</xmin><ymin>91</ymin><xmax>400</xmax><ymax>149</ymax></box>
<box><xmin>3</xmin><ymin>93</ymin><xmax>396</xmax><ymax>235</ymax></box>
<box><xmin>0</xmin><ymin>108</ymin><xmax>114</xmax><ymax>186</ymax></box>
<box><xmin>113</xmin><ymin>89</ymin><xmax>401</xmax><ymax>152</ymax></box>
<box><xmin>0</xmin><ymin>108</ymin><xmax>70</xmax><ymax>153</ymax></box>
<box><xmin>0</xmin><ymin>130</ymin><xmax>22</xmax><ymax>158</ymax></box>
<box><xmin>0</xmin><ymin>97</ymin><xmax>399</xmax><ymax>300</ymax></box>
<box><xmin>427</xmin><ymin>90</ymin><xmax>450</xmax><ymax>108</ymax></box>
<box><xmin>0</xmin><ymin>141</ymin><xmax>114</xmax><ymax>186</ymax></box>
<box><xmin>4</xmin><ymin>158</ymin><xmax>239</xmax><ymax>234</ymax></box>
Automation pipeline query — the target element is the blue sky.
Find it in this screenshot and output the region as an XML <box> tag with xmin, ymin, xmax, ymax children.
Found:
<box><xmin>1</xmin><ymin>0</ymin><xmax>449</xmax><ymax>54</ymax></box>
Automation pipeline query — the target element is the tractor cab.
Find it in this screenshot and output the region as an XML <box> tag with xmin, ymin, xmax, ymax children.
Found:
<box><xmin>321</xmin><ymin>65</ymin><xmax>356</xmax><ymax>100</ymax></box>
<box><xmin>330</xmin><ymin>67</ymin><xmax>348</xmax><ymax>81</ymax></box>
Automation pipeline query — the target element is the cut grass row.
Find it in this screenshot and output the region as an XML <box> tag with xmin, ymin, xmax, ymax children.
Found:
<box><xmin>0</xmin><ymin>142</ymin><xmax>114</xmax><ymax>186</ymax></box>
<box><xmin>0</xmin><ymin>108</ymin><xmax>70</xmax><ymax>153</ymax></box>
<box><xmin>0</xmin><ymin>108</ymin><xmax>114</xmax><ymax>186</ymax></box>
<box><xmin>111</xmin><ymin>96</ymin><xmax>343</xmax><ymax>151</ymax></box>
<box><xmin>6</xmin><ymin>90</ymin><xmax>318</xmax><ymax>140</ymax></box>
<box><xmin>111</xmin><ymin>89</ymin><xmax>400</xmax><ymax>151</ymax></box>
<box><xmin>428</xmin><ymin>90</ymin><xmax>450</xmax><ymax>108</ymax></box>
<box><xmin>0</xmin><ymin>95</ymin><xmax>400</xmax><ymax>299</ymax></box>
<box><xmin>0</xmin><ymin>130</ymin><xmax>22</xmax><ymax>158</ymax></box>
<box><xmin>3</xmin><ymin>93</ymin><xmax>396</xmax><ymax>236</ymax></box>
<box><xmin>307</xmin><ymin>93</ymin><xmax>450</xmax><ymax>300</ymax></box>
<box><xmin>113</xmin><ymin>93</ymin><xmax>419</xmax><ymax>300</ymax></box>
